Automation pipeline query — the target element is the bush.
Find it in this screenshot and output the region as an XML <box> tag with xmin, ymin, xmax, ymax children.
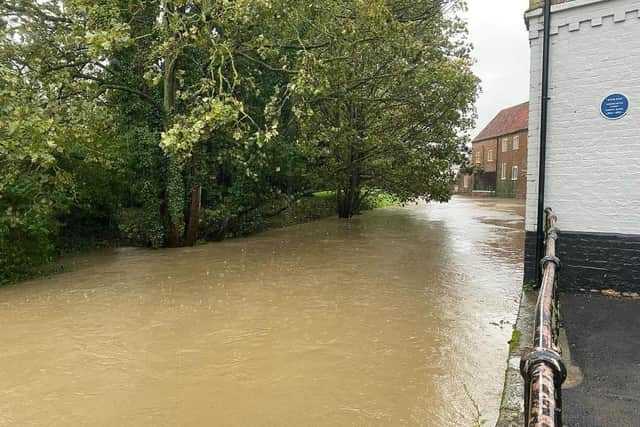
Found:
<box><xmin>0</xmin><ymin>194</ymin><xmax>59</xmax><ymax>284</ymax></box>
<box><xmin>361</xmin><ymin>191</ymin><xmax>400</xmax><ymax>210</ymax></box>
<box><xmin>0</xmin><ymin>226</ymin><xmax>54</xmax><ymax>285</ymax></box>
<box><xmin>0</xmin><ymin>163</ymin><xmax>62</xmax><ymax>284</ymax></box>
<box><xmin>116</xmin><ymin>208</ymin><xmax>165</xmax><ymax>248</ymax></box>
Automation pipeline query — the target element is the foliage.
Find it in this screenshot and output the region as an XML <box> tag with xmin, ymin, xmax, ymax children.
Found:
<box><xmin>460</xmin><ymin>162</ymin><xmax>484</xmax><ymax>176</ymax></box>
<box><xmin>0</xmin><ymin>32</ymin><xmax>118</xmax><ymax>281</ymax></box>
<box><xmin>0</xmin><ymin>0</ymin><xmax>477</xmax><ymax>282</ymax></box>
<box><xmin>361</xmin><ymin>192</ymin><xmax>401</xmax><ymax>210</ymax></box>
<box><xmin>0</xmin><ymin>66</ymin><xmax>60</xmax><ymax>281</ymax></box>
<box><xmin>290</xmin><ymin>0</ymin><xmax>478</xmax><ymax>217</ymax></box>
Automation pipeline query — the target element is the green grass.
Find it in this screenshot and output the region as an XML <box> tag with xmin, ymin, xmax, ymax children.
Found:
<box><xmin>312</xmin><ymin>191</ymin><xmax>335</xmax><ymax>200</ymax></box>
<box><xmin>311</xmin><ymin>190</ymin><xmax>400</xmax><ymax>210</ymax></box>
<box><xmin>361</xmin><ymin>191</ymin><xmax>400</xmax><ymax>209</ymax></box>
<box><xmin>508</xmin><ymin>327</ymin><xmax>522</xmax><ymax>352</ymax></box>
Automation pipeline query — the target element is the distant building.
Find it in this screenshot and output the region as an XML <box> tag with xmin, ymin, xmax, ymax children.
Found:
<box><xmin>465</xmin><ymin>102</ymin><xmax>529</xmax><ymax>198</ymax></box>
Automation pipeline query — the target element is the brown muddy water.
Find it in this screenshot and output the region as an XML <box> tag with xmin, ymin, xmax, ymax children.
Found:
<box><xmin>0</xmin><ymin>197</ymin><xmax>525</xmax><ymax>427</ymax></box>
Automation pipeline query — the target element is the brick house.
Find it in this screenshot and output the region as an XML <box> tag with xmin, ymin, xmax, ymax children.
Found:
<box><xmin>469</xmin><ymin>102</ymin><xmax>529</xmax><ymax>198</ymax></box>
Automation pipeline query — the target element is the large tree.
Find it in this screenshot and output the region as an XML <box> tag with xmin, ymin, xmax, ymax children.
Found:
<box><xmin>0</xmin><ymin>1</ymin><xmax>123</xmax><ymax>277</ymax></box>
<box><xmin>290</xmin><ymin>0</ymin><xmax>478</xmax><ymax>217</ymax></box>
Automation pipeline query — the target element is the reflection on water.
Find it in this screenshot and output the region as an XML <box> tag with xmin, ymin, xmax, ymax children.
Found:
<box><xmin>0</xmin><ymin>197</ymin><xmax>524</xmax><ymax>427</ymax></box>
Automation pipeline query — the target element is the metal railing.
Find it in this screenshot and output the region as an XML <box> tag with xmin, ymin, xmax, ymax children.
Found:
<box><xmin>520</xmin><ymin>208</ymin><xmax>567</xmax><ymax>426</ymax></box>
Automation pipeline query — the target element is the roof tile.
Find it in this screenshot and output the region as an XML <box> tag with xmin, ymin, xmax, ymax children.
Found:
<box><xmin>473</xmin><ymin>102</ymin><xmax>529</xmax><ymax>142</ymax></box>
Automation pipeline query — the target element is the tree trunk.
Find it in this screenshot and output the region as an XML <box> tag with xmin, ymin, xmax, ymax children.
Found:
<box><xmin>337</xmin><ymin>167</ymin><xmax>361</xmax><ymax>218</ymax></box>
<box><xmin>165</xmin><ymin>156</ymin><xmax>185</xmax><ymax>247</ymax></box>
<box><xmin>184</xmin><ymin>152</ymin><xmax>202</xmax><ymax>246</ymax></box>
<box><xmin>338</xmin><ymin>104</ymin><xmax>365</xmax><ymax>218</ymax></box>
<box><xmin>161</xmin><ymin>8</ymin><xmax>184</xmax><ymax>247</ymax></box>
<box><xmin>166</xmin><ymin>220</ymin><xmax>182</xmax><ymax>247</ymax></box>
<box><xmin>184</xmin><ymin>185</ymin><xmax>201</xmax><ymax>245</ymax></box>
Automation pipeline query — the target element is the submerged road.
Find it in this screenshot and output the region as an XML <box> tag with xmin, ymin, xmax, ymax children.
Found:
<box><xmin>1</xmin><ymin>197</ymin><xmax>525</xmax><ymax>426</ymax></box>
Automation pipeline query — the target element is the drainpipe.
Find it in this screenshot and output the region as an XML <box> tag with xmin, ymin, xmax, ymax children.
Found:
<box><xmin>535</xmin><ymin>0</ymin><xmax>552</xmax><ymax>286</ymax></box>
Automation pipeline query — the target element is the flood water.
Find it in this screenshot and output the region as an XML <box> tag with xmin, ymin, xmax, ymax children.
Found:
<box><xmin>1</xmin><ymin>197</ymin><xmax>525</xmax><ymax>427</ymax></box>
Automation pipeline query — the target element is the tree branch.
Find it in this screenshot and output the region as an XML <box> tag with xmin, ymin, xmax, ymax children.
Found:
<box><xmin>237</xmin><ymin>52</ymin><xmax>298</xmax><ymax>74</ymax></box>
<box><xmin>76</xmin><ymin>73</ymin><xmax>161</xmax><ymax>111</ymax></box>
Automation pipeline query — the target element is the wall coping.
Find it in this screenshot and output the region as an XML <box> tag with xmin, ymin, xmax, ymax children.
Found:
<box><xmin>526</xmin><ymin>0</ymin><xmax>640</xmax><ymax>39</ymax></box>
<box><xmin>526</xmin><ymin>0</ymin><xmax>611</xmax><ymax>18</ymax></box>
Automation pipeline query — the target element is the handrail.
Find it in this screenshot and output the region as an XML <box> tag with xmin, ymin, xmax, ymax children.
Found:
<box><xmin>520</xmin><ymin>208</ymin><xmax>567</xmax><ymax>426</ymax></box>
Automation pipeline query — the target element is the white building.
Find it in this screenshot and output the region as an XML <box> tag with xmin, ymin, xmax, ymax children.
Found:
<box><xmin>524</xmin><ymin>0</ymin><xmax>640</xmax><ymax>290</ymax></box>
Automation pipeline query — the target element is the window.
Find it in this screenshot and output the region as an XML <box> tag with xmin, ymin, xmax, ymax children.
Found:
<box><xmin>512</xmin><ymin>165</ymin><xmax>519</xmax><ymax>181</ymax></box>
<box><xmin>513</xmin><ymin>135</ymin><xmax>520</xmax><ymax>150</ymax></box>
<box><xmin>487</xmin><ymin>149</ymin><xmax>494</xmax><ymax>162</ymax></box>
<box><xmin>463</xmin><ymin>175</ymin><xmax>470</xmax><ymax>189</ymax></box>
<box><xmin>475</xmin><ymin>148</ymin><xmax>482</xmax><ymax>164</ymax></box>
<box><xmin>501</xmin><ymin>163</ymin><xmax>507</xmax><ymax>180</ymax></box>
<box><xmin>501</xmin><ymin>138</ymin><xmax>508</xmax><ymax>152</ymax></box>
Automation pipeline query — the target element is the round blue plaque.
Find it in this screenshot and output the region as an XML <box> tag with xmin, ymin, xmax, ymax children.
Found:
<box><xmin>600</xmin><ymin>93</ymin><xmax>629</xmax><ymax>120</ymax></box>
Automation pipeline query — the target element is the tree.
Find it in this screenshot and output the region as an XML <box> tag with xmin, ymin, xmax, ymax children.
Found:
<box><xmin>290</xmin><ymin>0</ymin><xmax>478</xmax><ymax>217</ymax></box>
<box><xmin>0</xmin><ymin>3</ymin><xmax>119</xmax><ymax>279</ymax></box>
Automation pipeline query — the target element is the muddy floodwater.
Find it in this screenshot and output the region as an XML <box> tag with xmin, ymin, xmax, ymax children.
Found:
<box><xmin>1</xmin><ymin>197</ymin><xmax>525</xmax><ymax>427</ymax></box>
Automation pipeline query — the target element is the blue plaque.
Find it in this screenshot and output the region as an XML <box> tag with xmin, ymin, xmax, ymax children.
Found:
<box><xmin>601</xmin><ymin>93</ymin><xmax>629</xmax><ymax>120</ymax></box>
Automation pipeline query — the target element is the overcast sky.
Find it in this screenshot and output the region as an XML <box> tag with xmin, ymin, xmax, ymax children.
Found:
<box><xmin>463</xmin><ymin>0</ymin><xmax>531</xmax><ymax>137</ymax></box>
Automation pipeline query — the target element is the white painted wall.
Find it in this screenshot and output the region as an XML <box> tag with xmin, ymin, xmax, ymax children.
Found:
<box><xmin>525</xmin><ymin>0</ymin><xmax>640</xmax><ymax>234</ymax></box>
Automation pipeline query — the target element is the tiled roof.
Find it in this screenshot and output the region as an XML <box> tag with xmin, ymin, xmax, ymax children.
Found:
<box><xmin>473</xmin><ymin>102</ymin><xmax>529</xmax><ymax>143</ymax></box>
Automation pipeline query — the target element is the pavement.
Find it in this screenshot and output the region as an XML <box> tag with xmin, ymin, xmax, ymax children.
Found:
<box><xmin>495</xmin><ymin>289</ymin><xmax>537</xmax><ymax>427</ymax></box>
<box><xmin>560</xmin><ymin>292</ymin><xmax>640</xmax><ymax>427</ymax></box>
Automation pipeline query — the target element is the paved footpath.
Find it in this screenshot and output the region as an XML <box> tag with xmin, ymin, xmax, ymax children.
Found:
<box><xmin>560</xmin><ymin>293</ymin><xmax>640</xmax><ymax>427</ymax></box>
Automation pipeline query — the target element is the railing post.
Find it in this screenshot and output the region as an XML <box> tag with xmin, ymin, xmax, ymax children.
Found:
<box><xmin>520</xmin><ymin>208</ymin><xmax>566</xmax><ymax>426</ymax></box>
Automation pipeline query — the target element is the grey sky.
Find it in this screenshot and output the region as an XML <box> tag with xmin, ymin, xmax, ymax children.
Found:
<box><xmin>464</xmin><ymin>0</ymin><xmax>531</xmax><ymax>137</ymax></box>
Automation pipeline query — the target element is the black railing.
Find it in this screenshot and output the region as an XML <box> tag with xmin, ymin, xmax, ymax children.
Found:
<box><xmin>520</xmin><ymin>208</ymin><xmax>567</xmax><ymax>426</ymax></box>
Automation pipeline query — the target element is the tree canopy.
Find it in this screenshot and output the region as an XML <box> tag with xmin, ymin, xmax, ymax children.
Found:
<box><xmin>0</xmin><ymin>0</ymin><xmax>478</xmax><ymax>282</ymax></box>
